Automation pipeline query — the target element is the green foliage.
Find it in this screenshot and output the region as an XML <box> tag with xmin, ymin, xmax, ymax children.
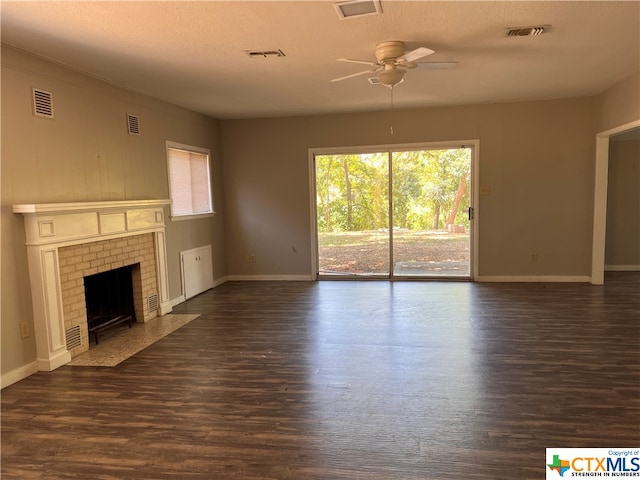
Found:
<box><xmin>316</xmin><ymin>148</ymin><xmax>470</xmax><ymax>233</ymax></box>
<box><xmin>316</xmin><ymin>153</ymin><xmax>389</xmax><ymax>232</ymax></box>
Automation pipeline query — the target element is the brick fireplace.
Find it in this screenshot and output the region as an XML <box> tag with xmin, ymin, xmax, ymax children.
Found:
<box><xmin>58</xmin><ymin>233</ymin><xmax>158</xmax><ymax>357</ymax></box>
<box><xmin>13</xmin><ymin>200</ymin><xmax>172</xmax><ymax>370</ymax></box>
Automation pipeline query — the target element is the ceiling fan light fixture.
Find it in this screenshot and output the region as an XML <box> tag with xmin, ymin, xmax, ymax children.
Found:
<box><xmin>377</xmin><ymin>68</ymin><xmax>405</xmax><ymax>87</ymax></box>
<box><xmin>334</xmin><ymin>0</ymin><xmax>382</xmax><ymax>19</ymax></box>
<box><xmin>368</xmin><ymin>76</ymin><xmax>404</xmax><ymax>86</ymax></box>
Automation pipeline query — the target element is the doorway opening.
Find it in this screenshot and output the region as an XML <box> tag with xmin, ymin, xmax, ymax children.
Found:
<box><xmin>311</xmin><ymin>142</ymin><xmax>477</xmax><ymax>279</ymax></box>
<box><xmin>592</xmin><ymin>119</ymin><xmax>640</xmax><ymax>284</ymax></box>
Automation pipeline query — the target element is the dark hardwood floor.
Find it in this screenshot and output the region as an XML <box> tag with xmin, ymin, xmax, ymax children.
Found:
<box><xmin>2</xmin><ymin>273</ymin><xmax>639</xmax><ymax>479</ymax></box>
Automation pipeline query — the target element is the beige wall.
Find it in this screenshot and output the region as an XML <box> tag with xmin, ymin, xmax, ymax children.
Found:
<box><xmin>606</xmin><ymin>139</ymin><xmax>640</xmax><ymax>267</ymax></box>
<box><xmin>1</xmin><ymin>46</ymin><xmax>227</xmax><ymax>378</ymax></box>
<box><xmin>220</xmin><ymin>97</ymin><xmax>597</xmax><ymax>279</ymax></box>
<box><xmin>3</xmin><ymin>40</ymin><xmax>637</xmax><ymax>382</ymax></box>
<box><xmin>596</xmin><ymin>71</ymin><xmax>640</xmax><ymax>133</ymax></box>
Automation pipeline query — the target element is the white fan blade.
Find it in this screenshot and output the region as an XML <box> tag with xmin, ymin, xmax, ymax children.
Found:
<box><xmin>415</xmin><ymin>62</ymin><xmax>458</xmax><ymax>70</ymax></box>
<box><xmin>337</xmin><ymin>58</ymin><xmax>380</xmax><ymax>67</ymax></box>
<box><xmin>398</xmin><ymin>47</ymin><xmax>435</xmax><ymax>63</ymax></box>
<box><xmin>331</xmin><ymin>68</ymin><xmax>380</xmax><ymax>83</ymax></box>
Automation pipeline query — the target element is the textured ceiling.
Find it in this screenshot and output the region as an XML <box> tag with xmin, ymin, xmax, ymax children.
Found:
<box><xmin>2</xmin><ymin>1</ymin><xmax>639</xmax><ymax>119</ymax></box>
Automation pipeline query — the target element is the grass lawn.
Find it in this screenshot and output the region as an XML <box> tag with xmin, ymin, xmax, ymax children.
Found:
<box><xmin>318</xmin><ymin>229</ymin><xmax>469</xmax><ymax>275</ymax></box>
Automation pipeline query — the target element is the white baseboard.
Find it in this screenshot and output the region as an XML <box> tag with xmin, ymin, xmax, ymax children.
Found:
<box><xmin>1</xmin><ymin>361</ymin><xmax>38</xmax><ymax>389</ymax></box>
<box><xmin>212</xmin><ymin>276</ymin><xmax>229</xmax><ymax>287</ymax></box>
<box><xmin>170</xmin><ymin>294</ymin><xmax>186</xmax><ymax>307</ymax></box>
<box><xmin>159</xmin><ymin>300</ymin><xmax>173</xmax><ymax>316</ymax></box>
<box><xmin>476</xmin><ymin>275</ymin><xmax>591</xmax><ymax>283</ymax></box>
<box><xmin>605</xmin><ymin>265</ymin><xmax>640</xmax><ymax>271</ymax></box>
<box><xmin>227</xmin><ymin>274</ymin><xmax>315</xmax><ymax>281</ymax></box>
<box><xmin>169</xmin><ymin>276</ymin><xmax>229</xmax><ymax>308</ymax></box>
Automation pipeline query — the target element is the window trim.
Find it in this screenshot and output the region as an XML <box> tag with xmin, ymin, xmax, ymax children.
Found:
<box><xmin>166</xmin><ymin>141</ymin><xmax>215</xmax><ymax>221</ymax></box>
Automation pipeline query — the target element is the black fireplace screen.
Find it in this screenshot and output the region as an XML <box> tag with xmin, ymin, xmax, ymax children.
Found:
<box><xmin>83</xmin><ymin>264</ymin><xmax>137</xmax><ymax>343</ymax></box>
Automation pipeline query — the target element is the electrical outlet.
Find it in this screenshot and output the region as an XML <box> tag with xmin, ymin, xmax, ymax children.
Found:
<box><xmin>530</xmin><ymin>253</ymin><xmax>538</xmax><ymax>262</ymax></box>
<box><xmin>245</xmin><ymin>254</ymin><xmax>256</xmax><ymax>263</ymax></box>
<box><xmin>480</xmin><ymin>185</ymin><xmax>492</xmax><ymax>196</ymax></box>
<box><xmin>20</xmin><ymin>321</ymin><xmax>30</xmax><ymax>339</ymax></box>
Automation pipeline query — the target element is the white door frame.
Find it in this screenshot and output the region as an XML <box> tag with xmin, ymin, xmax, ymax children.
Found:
<box><xmin>308</xmin><ymin>140</ymin><xmax>480</xmax><ymax>280</ymax></box>
<box><xmin>591</xmin><ymin>119</ymin><xmax>640</xmax><ymax>285</ymax></box>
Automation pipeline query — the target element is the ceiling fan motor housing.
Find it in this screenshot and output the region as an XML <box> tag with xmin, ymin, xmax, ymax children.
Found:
<box><xmin>375</xmin><ymin>41</ymin><xmax>406</xmax><ymax>63</ymax></box>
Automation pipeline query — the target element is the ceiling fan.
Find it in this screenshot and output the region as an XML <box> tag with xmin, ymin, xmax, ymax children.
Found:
<box><xmin>331</xmin><ymin>41</ymin><xmax>458</xmax><ymax>87</ymax></box>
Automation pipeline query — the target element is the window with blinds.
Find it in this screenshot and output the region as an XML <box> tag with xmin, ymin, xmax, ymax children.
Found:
<box><xmin>166</xmin><ymin>142</ymin><xmax>214</xmax><ymax>219</ymax></box>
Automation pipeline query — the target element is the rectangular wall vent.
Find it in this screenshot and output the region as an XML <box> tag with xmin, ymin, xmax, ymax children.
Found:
<box><xmin>148</xmin><ymin>293</ymin><xmax>159</xmax><ymax>312</ymax></box>
<box><xmin>65</xmin><ymin>324</ymin><xmax>82</xmax><ymax>350</ymax></box>
<box><xmin>127</xmin><ymin>114</ymin><xmax>140</xmax><ymax>135</ymax></box>
<box><xmin>32</xmin><ymin>88</ymin><xmax>54</xmax><ymax>118</ymax></box>
<box><xmin>245</xmin><ymin>49</ymin><xmax>286</xmax><ymax>58</ymax></box>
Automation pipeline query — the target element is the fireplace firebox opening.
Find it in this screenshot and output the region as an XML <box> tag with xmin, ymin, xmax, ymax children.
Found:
<box><xmin>83</xmin><ymin>264</ymin><xmax>138</xmax><ymax>344</ymax></box>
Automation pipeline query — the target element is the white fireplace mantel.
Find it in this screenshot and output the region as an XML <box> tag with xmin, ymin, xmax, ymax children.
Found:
<box><xmin>13</xmin><ymin>199</ymin><xmax>172</xmax><ymax>371</ymax></box>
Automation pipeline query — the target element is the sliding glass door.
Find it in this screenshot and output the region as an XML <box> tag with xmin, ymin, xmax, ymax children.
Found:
<box><xmin>314</xmin><ymin>145</ymin><xmax>473</xmax><ymax>279</ymax></box>
<box><xmin>315</xmin><ymin>152</ymin><xmax>390</xmax><ymax>276</ymax></box>
<box><xmin>392</xmin><ymin>148</ymin><xmax>471</xmax><ymax>277</ymax></box>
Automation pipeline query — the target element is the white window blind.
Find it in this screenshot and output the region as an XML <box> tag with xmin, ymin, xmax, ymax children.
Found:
<box><xmin>166</xmin><ymin>142</ymin><xmax>213</xmax><ymax>218</ymax></box>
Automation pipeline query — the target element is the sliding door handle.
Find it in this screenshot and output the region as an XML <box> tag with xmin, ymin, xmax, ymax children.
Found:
<box><xmin>468</xmin><ymin>207</ymin><xmax>474</xmax><ymax>221</ymax></box>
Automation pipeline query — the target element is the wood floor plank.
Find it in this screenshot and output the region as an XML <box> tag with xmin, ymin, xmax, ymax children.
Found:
<box><xmin>2</xmin><ymin>273</ymin><xmax>639</xmax><ymax>479</ymax></box>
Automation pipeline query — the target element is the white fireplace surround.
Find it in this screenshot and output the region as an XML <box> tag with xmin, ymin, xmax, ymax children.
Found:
<box><xmin>13</xmin><ymin>200</ymin><xmax>172</xmax><ymax>372</ymax></box>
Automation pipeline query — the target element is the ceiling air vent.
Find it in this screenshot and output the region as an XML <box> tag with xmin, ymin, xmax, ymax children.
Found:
<box><xmin>245</xmin><ymin>49</ymin><xmax>286</xmax><ymax>58</ymax></box>
<box><xmin>32</xmin><ymin>88</ymin><xmax>54</xmax><ymax>118</ymax></box>
<box><xmin>334</xmin><ymin>0</ymin><xmax>382</xmax><ymax>19</ymax></box>
<box><xmin>505</xmin><ymin>25</ymin><xmax>549</xmax><ymax>37</ymax></box>
<box><xmin>127</xmin><ymin>114</ymin><xmax>140</xmax><ymax>135</ymax></box>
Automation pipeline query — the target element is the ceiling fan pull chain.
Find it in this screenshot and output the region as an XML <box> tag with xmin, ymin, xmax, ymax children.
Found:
<box><xmin>390</xmin><ymin>85</ymin><xmax>394</xmax><ymax>135</ymax></box>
